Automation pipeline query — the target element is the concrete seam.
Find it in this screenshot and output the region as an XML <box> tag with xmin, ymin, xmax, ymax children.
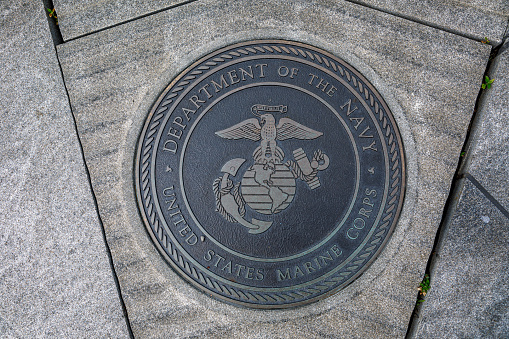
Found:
<box><xmin>499</xmin><ymin>35</ymin><xmax>509</xmax><ymax>53</ymax></box>
<box><xmin>54</xmin><ymin>51</ymin><xmax>136</xmax><ymax>338</ymax></box>
<box><xmin>40</xmin><ymin>1</ymin><xmax>135</xmax><ymax>335</ymax></box>
<box><xmin>404</xmin><ymin>177</ymin><xmax>467</xmax><ymax>338</ymax></box>
<box><xmin>56</xmin><ymin>0</ymin><xmax>499</xmax><ymax>45</ymax></box>
<box><xmin>41</xmin><ymin>0</ymin><xmax>63</xmax><ymax>45</ymax></box>
<box><xmin>55</xmin><ymin>55</ymin><xmax>136</xmax><ymax>338</ymax></box>
<box><xmin>405</xmin><ymin>29</ymin><xmax>502</xmax><ymax>339</ymax></box>
<box><xmin>463</xmin><ymin>173</ymin><xmax>509</xmax><ymax>220</ymax></box>
<box><xmin>344</xmin><ymin>0</ymin><xmax>502</xmax><ymax>46</ymax></box>
<box><xmin>458</xmin><ymin>44</ymin><xmax>503</xmax><ymax>176</ymax></box>
<box><xmin>404</xmin><ymin>172</ymin><xmax>509</xmax><ymax>338</ymax></box>
<box><xmin>61</xmin><ymin>0</ymin><xmax>200</xmax><ymax>43</ymax></box>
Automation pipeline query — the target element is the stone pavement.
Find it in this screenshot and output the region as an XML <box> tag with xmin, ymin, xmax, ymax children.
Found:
<box><xmin>412</xmin><ymin>39</ymin><xmax>509</xmax><ymax>338</ymax></box>
<box><xmin>0</xmin><ymin>1</ymin><xmax>129</xmax><ymax>337</ymax></box>
<box><xmin>0</xmin><ymin>0</ymin><xmax>507</xmax><ymax>338</ymax></box>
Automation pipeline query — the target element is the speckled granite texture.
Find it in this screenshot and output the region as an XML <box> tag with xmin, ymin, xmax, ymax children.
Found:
<box><xmin>53</xmin><ymin>0</ymin><xmax>189</xmax><ymax>41</ymax></box>
<box><xmin>414</xmin><ymin>38</ymin><xmax>509</xmax><ymax>339</ymax></box>
<box><xmin>56</xmin><ymin>0</ymin><xmax>491</xmax><ymax>337</ymax></box>
<box><xmin>352</xmin><ymin>0</ymin><xmax>508</xmax><ymax>45</ymax></box>
<box><xmin>415</xmin><ymin>179</ymin><xmax>509</xmax><ymax>338</ymax></box>
<box><xmin>0</xmin><ymin>0</ymin><xmax>129</xmax><ymax>337</ymax></box>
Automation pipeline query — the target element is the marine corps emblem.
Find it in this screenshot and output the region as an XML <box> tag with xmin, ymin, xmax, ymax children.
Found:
<box><xmin>213</xmin><ymin>104</ymin><xmax>330</xmax><ymax>234</ymax></box>
<box><xmin>136</xmin><ymin>40</ymin><xmax>406</xmax><ymax>308</ymax></box>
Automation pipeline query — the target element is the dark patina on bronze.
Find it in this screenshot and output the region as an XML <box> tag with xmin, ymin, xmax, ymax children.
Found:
<box><xmin>135</xmin><ymin>40</ymin><xmax>406</xmax><ymax>308</ymax></box>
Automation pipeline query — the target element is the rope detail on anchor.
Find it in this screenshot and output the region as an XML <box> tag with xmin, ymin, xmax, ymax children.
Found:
<box><xmin>213</xmin><ymin>177</ymin><xmax>246</xmax><ymax>223</ymax></box>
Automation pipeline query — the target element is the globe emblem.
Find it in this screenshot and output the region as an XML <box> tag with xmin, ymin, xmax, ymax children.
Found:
<box><xmin>213</xmin><ymin>104</ymin><xmax>329</xmax><ymax>234</ymax></box>
<box><xmin>241</xmin><ymin>164</ymin><xmax>296</xmax><ymax>215</ymax></box>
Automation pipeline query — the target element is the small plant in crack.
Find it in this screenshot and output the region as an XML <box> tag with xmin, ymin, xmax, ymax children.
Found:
<box><xmin>46</xmin><ymin>8</ymin><xmax>58</xmax><ymax>25</ymax></box>
<box><xmin>417</xmin><ymin>274</ymin><xmax>430</xmax><ymax>303</ymax></box>
<box><xmin>482</xmin><ymin>76</ymin><xmax>494</xmax><ymax>90</ymax></box>
<box><xmin>481</xmin><ymin>37</ymin><xmax>490</xmax><ymax>44</ymax></box>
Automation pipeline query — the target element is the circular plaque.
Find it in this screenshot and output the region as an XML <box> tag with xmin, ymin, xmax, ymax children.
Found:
<box><xmin>136</xmin><ymin>40</ymin><xmax>405</xmax><ymax>308</ymax></box>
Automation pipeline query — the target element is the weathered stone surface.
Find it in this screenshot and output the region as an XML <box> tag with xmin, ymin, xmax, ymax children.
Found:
<box><xmin>0</xmin><ymin>1</ymin><xmax>129</xmax><ymax>337</ymax></box>
<box><xmin>355</xmin><ymin>0</ymin><xmax>509</xmax><ymax>45</ymax></box>
<box><xmin>415</xmin><ymin>179</ymin><xmax>509</xmax><ymax>338</ymax></box>
<box><xmin>463</xmin><ymin>40</ymin><xmax>509</xmax><ymax>211</ymax></box>
<box><xmin>56</xmin><ymin>0</ymin><xmax>490</xmax><ymax>337</ymax></box>
<box><xmin>53</xmin><ymin>0</ymin><xmax>188</xmax><ymax>41</ymax></box>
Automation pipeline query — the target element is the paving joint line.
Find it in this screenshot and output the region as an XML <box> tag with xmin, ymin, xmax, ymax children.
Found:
<box><xmin>41</xmin><ymin>0</ymin><xmax>63</xmax><ymax>45</ymax></box>
<box><xmin>60</xmin><ymin>0</ymin><xmax>201</xmax><ymax>44</ymax></box>
<box><xmin>500</xmin><ymin>36</ymin><xmax>509</xmax><ymax>53</ymax></box>
<box><xmin>344</xmin><ymin>0</ymin><xmax>502</xmax><ymax>46</ymax></box>
<box><xmin>404</xmin><ymin>38</ymin><xmax>502</xmax><ymax>339</ymax></box>
<box><xmin>54</xmin><ymin>0</ymin><xmax>497</xmax><ymax>46</ymax></box>
<box><xmin>54</xmin><ymin>53</ymin><xmax>136</xmax><ymax>338</ymax></box>
<box><xmin>457</xmin><ymin>37</ymin><xmax>505</xmax><ymax>175</ymax></box>
<box><xmin>403</xmin><ymin>162</ymin><xmax>467</xmax><ymax>338</ymax></box>
<box><xmin>40</xmin><ymin>1</ymin><xmax>135</xmax><ymax>336</ymax></box>
<box><xmin>463</xmin><ymin>173</ymin><xmax>509</xmax><ymax>219</ymax></box>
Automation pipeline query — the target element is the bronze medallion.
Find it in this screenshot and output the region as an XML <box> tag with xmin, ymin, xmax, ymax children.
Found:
<box><xmin>136</xmin><ymin>40</ymin><xmax>406</xmax><ymax>308</ymax></box>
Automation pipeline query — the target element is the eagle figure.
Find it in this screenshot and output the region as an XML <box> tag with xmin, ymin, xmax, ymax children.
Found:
<box><xmin>215</xmin><ymin>105</ymin><xmax>323</xmax><ymax>166</ymax></box>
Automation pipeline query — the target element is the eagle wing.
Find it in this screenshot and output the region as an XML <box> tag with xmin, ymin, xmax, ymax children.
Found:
<box><xmin>215</xmin><ymin>118</ymin><xmax>262</xmax><ymax>141</ymax></box>
<box><xmin>276</xmin><ymin>118</ymin><xmax>323</xmax><ymax>141</ymax></box>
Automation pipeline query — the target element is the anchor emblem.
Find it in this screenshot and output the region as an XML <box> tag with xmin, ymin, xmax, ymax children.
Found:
<box><xmin>213</xmin><ymin>104</ymin><xmax>330</xmax><ymax>234</ymax></box>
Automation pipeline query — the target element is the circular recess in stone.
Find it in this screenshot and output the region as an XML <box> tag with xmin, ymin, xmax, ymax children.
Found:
<box><xmin>135</xmin><ymin>40</ymin><xmax>406</xmax><ymax>308</ymax></box>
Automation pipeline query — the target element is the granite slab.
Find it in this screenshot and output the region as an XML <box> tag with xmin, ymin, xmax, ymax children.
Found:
<box><xmin>53</xmin><ymin>0</ymin><xmax>189</xmax><ymax>41</ymax></box>
<box><xmin>462</xmin><ymin>39</ymin><xmax>509</xmax><ymax>211</ymax></box>
<box><xmin>353</xmin><ymin>0</ymin><xmax>509</xmax><ymax>45</ymax></box>
<box><xmin>56</xmin><ymin>0</ymin><xmax>491</xmax><ymax>337</ymax></box>
<box><xmin>0</xmin><ymin>1</ymin><xmax>129</xmax><ymax>337</ymax></box>
<box><xmin>415</xmin><ymin>179</ymin><xmax>509</xmax><ymax>338</ymax></box>
<box><xmin>53</xmin><ymin>0</ymin><xmax>509</xmax><ymax>45</ymax></box>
